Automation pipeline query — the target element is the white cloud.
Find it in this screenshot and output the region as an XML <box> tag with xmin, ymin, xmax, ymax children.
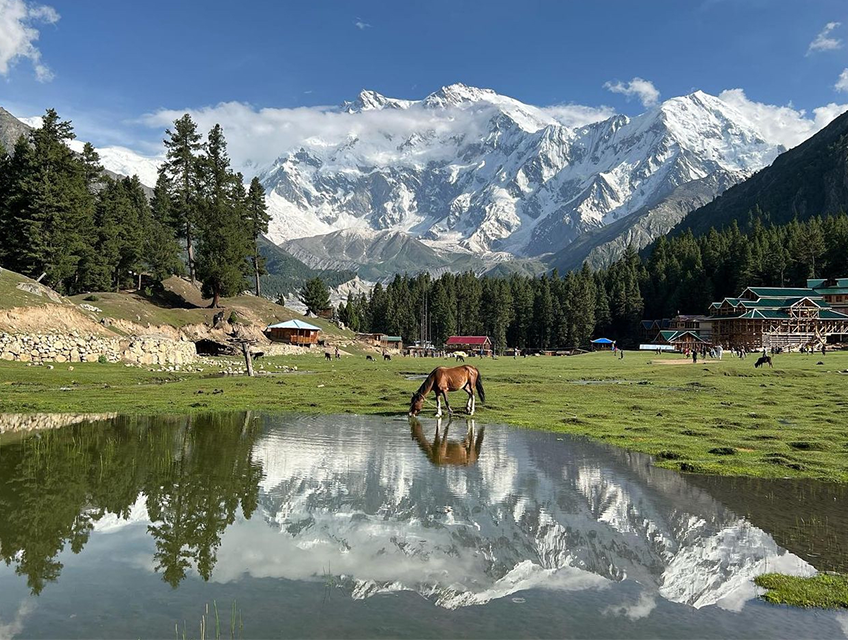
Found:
<box><xmin>354</xmin><ymin>18</ymin><xmax>371</xmax><ymax>30</ymax></box>
<box><xmin>0</xmin><ymin>0</ymin><xmax>59</xmax><ymax>81</ymax></box>
<box><xmin>835</xmin><ymin>68</ymin><xmax>848</xmax><ymax>93</ymax></box>
<box><xmin>603</xmin><ymin>77</ymin><xmax>660</xmax><ymax>107</ymax></box>
<box><xmin>542</xmin><ymin>103</ymin><xmax>616</xmax><ymax>127</ymax></box>
<box><xmin>718</xmin><ymin>88</ymin><xmax>848</xmax><ymax>148</ymax></box>
<box><xmin>807</xmin><ymin>21</ymin><xmax>842</xmax><ymax>54</ymax></box>
<box><xmin>140</xmin><ymin>99</ymin><xmax>491</xmax><ymax>177</ymax></box>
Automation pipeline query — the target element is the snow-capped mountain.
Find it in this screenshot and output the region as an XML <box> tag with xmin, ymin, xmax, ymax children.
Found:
<box><xmin>6</xmin><ymin>111</ymin><xmax>161</xmax><ymax>188</ymax></box>
<box><xmin>260</xmin><ymin>84</ymin><xmax>783</xmax><ymax>260</ymax></box>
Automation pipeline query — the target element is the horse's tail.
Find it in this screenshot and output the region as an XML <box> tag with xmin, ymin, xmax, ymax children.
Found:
<box><xmin>475</xmin><ymin>369</ymin><xmax>485</xmax><ymax>404</ymax></box>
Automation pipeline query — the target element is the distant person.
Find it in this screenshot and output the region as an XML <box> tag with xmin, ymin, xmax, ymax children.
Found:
<box><xmin>619</xmin><ymin>349</ymin><xmax>624</xmax><ymax>360</ymax></box>
<box><xmin>692</xmin><ymin>350</ymin><xmax>697</xmax><ymax>364</ymax></box>
<box><xmin>822</xmin><ymin>344</ymin><xmax>827</xmax><ymax>356</ymax></box>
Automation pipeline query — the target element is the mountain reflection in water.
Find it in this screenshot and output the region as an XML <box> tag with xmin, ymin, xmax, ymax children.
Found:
<box><xmin>0</xmin><ymin>412</ymin><xmax>845</xmax><ymax>634</ymax></box>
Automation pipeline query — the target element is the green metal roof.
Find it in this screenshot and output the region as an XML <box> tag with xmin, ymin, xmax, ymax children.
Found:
<box><xmin>809</xmin><ymin>277</ymin><xmax>848</xmax><ymax>289</ymax></box>
<box><xmin>385</xmin><ymin>336</ymin><xmax>403</xmax><ymax>342</ymax></box>
<box><xmin>739</xmin><ymin>296</ymin><xmax>827</xmax><ymax>309</ymax></box>
<box><xmin>820</xmin><ymin>309</ymin><xmax>848</xmax><ymax>319</ymax></box>
<box><xmin>716</xmin><ymin>308</ymin><xmax>848</xmax><ymax>320</ymax></box>
<box><xmin>745</xmin><ymin>287</ymin><xmax>817</xmax><ymax>298</ymax></box>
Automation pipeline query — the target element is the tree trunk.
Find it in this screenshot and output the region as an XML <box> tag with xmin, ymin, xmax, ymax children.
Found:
<box><xmin>210</xmin><ymin>288</ymin><xmax>220</xmax><ymax>309</ymax></box>
<box><xmin>185</xmin><ymin>223</ymin><xmax>195</xmax><ymax>284</ymax></box>
<box><xmin>241</xmin><ymin>342</ymin><xmax>255</xmax><ymax>377</ymax></box>
<box><xmin>254</xmin><ymin>255</ymin><xmax>261</xmax><ymax>297</ymax></box>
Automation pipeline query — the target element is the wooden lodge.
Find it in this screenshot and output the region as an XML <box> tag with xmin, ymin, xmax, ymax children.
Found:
<box><xmin>709</xmin><ymin>284</ymin><xmax>848</xmax><ymax>349</ymax></box>
<box><xmin>356</xmin><ymin>333</ymin><xmax>403</xmax><ymax>351</ymax></box>
<box><xmin>808</xmin><ymin>277</ymin><xmax>848</xmax><ymax>315</ymax></box>
<box><xmin>445</xmin><ymin>335</ymin><xmax>493</xmax><ymax>356</ymax></box>
<box><xmin>265</xmin><ymin>319</ymin><xmax>321</xmax><ymax>345</ymax></box>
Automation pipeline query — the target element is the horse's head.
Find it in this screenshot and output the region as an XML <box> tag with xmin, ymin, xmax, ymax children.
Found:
<box><xmin>409</xmin><ymin>392</ymin><xmax>425</xmax><ymax>417</ymax></box>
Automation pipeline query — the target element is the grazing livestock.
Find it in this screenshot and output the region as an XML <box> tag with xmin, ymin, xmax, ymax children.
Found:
<box><xmin>366</xmin><ymin>355</ymin><xmax>375</xmax><ymax>361</ymax></box>
<box><xmin>754</xmin><ymin>355</ymin><xmax>773</xmax><ymax>368</ymax></box>
<box><xmin>409</xmin><ymin>365</ymin><xmax>485</xmax><ymax>418</ymax></box>
<box><xmin>324</xmin><ymin>352</ymin><xmax>332</xmax><ymax>361</ymax></box>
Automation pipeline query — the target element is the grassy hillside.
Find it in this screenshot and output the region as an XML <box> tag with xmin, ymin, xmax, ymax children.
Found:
<box><xmin>0</xmin><ymin>268</ymin><xmax>349</xmax><ymax>339</ymax></box>
<box><xmin>0</xmin><ymin>269</ymin><xmax>69</xmax><ymax>309</ymax></box>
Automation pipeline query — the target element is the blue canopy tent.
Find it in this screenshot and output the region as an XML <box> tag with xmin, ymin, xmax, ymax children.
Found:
<box><xmin>590</xmin><ymin>337</ymin><xmax>615</xmax><ymax>351</ymax></box>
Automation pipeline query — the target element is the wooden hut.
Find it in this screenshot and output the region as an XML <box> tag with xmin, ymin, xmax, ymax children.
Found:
<box><xmin>265</xmin><ymin>319</ymin><xmax>321</xmax><ymax>345</ymax></box>
<box><xmin>445</xmin><ymin>336</ymin><xmax>493</xmax><ymax>356</ymax></box>
<box><xmin>356</xmin><ymin>333</ymin><xmax>403</xmax><ymax>350</ymax></box>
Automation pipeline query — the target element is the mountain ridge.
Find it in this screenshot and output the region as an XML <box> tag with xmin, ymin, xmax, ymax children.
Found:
<box><xmin>259</xmin><ymin>85</ymin><xmax>784</xmax><ymax>266</ymax></box>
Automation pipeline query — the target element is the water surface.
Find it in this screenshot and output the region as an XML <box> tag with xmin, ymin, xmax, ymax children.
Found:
<box><xmin>0</xmin><ymin>412</ymin><xmax>846</xmax><ymax>639</ymax></box>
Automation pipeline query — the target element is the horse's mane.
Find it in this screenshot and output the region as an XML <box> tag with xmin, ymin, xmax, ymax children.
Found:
<box><xmin>415</xmin><ymin>370</ymin><xmax>435</xmax><ymax>397</ymax></box>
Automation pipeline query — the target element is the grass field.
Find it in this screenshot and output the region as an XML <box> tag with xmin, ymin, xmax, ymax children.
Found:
<box><xmin>2</xmin><ymin>349</ymin><xmax>847</xmax><ymax>482</ymax></box>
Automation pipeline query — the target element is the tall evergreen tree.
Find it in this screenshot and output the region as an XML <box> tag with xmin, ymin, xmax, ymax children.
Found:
<box><xmin>244</xmin><ymin>176</ymin><xmax>270</xmax><ymax>297</ymax></box>
<box><xmin>195</xmin><ymin>124</ymin><xmax>250</xmax><ymax>308</ymax></box>
<box><xmin>162</xmin><ymin>114</ymin><xmax>202</xmax><ymax>284</ymax></box>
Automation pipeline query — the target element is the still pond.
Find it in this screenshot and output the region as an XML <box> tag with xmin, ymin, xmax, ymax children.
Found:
<box><xmin>0</xmin><ymin>412</ymin><xmax>846</xmax><ymax>638</ymax></box>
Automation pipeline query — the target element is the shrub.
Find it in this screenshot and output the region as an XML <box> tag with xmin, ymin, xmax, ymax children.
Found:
<box><xmin>97</xmin><ymin>354</ymin><xmax>108</xmax><ymax>364</ymax></box>
<box><xmin>83</xmin><ymin>294</ymin><xmax>100</xmax><ymax>302</ymax></box>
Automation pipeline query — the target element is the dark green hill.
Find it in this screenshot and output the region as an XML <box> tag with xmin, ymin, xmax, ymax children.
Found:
<box><xmin>675</xmin><ymin>110</ymin><xmax>848</xmax><ymax>236</ymax></box>
<box><xmin>258</xmin><ymin>235</ymin><xmax>355</xmax><ymax>299</ymax></box>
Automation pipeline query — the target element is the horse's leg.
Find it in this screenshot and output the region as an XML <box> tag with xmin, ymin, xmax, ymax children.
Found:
<box><xmin>441</xmin><ymin>389</ymin><xmax>454</xmax><ymax>415</ymax></box>
<box><xmin>435</xmin><ymin>393</ymin><xmax>443</xmax><ymax>418</ymax></box>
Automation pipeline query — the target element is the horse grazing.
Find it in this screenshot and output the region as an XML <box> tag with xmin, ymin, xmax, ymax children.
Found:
<box><xmin>324</xmin><ymin>352</ymin><xmax>332</xmax><ymax>361</ymax></box>
<box><xmin>754</xmin><ymin>355</ymin><xmax>773</xmax><ymax>368</ymax></box>
<box><xmin>366</xmin><ymin>355</ymin><xmax>375</xmax><ymax>361</ymax></box>
<box><xmin>409</xmin><ymin>417</ymin><xmax>484</xmax><ymax>467</ymax></box>
<box><xmin>409</xmin><ymin>365</ymin><xmax>485</xmax><ymax>417</ymax></box>
<box><xmin>383</xmin><ymin>353</ymin><xmax>392</xmax><ymax>361</ymax></box>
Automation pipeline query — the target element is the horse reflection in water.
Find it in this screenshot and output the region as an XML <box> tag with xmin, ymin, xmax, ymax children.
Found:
<box><xmin>409</xmin><ymin>416</ymin><xmax>484</xmax><ymax>467</ymax></box>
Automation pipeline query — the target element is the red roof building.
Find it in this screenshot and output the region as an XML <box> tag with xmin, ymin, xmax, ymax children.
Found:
<box><xmin>445</xmin><ymin>335</ymin><xmax>493</xmax><ymax>355</ymax></box>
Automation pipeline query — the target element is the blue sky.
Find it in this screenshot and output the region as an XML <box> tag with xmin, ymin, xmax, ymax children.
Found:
<box><xmin>1</xmin><ymin>0</ymin><xmax>847</xmax><ymax>162</ymax></box>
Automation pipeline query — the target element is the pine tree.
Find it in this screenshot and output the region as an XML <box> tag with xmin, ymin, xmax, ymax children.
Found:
<box><xmin>146</xmin><ymin>170</ymin><xmax>183</xmax><ymax>282</ymax></box>
<box><xmin>298</xmin><ymin>277</ymin><xmax>331</xmax><ymax>316</ymax></box>
<box><xmin>244</xmin><ymin>177</ymin><xmax>270</xmax><ymax>296</ymax></box>
<box><xmin>4</xmin><ymin>110</ymin><xmax>96</xmax><ymax>292</ymax></box>
<box><xmin>163</xmin><ymin>114</ymin><xmax>202</xmax><ymax>283</ymax></box>
<box><xmin>195</xmin><ymin>125</ymin><xmax>250</xmax><ymax>308</ymax></box>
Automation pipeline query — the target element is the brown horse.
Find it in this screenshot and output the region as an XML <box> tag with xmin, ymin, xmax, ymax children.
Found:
<box><xmin>410</xmin><ymin>417</ymin><xmax>484</xmax><ymax>467</ymax></box>
<box><xmin>408</xmin><ymin>365</ymin><xmax>485</xmax><ymax>417</ymax></box>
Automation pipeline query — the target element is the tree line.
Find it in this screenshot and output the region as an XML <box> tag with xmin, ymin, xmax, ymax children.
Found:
<box><xmin>0</xmin><ymin>110</ymin><xmax>270</xmax><ymax>306</ymax></box>
<box><xmin>331</xmin><ymin>213</ymin><xmax>848</xmax><ymax>350</ymax></box>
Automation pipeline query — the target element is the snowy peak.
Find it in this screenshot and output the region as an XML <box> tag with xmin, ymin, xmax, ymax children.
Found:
<box><xmin>261</xmin><ymin>87</ymin><xmax>789</xmax><ymax>261</ymax></box>
<box><xmin>422</xmin><ymin>83</ymin><xmax>501</xmax><ymax>108</ymax></box>
<box><xmin>342</xmin><ymin>90</ymin><xmax>413</xmax><ymax>113</ymax></box>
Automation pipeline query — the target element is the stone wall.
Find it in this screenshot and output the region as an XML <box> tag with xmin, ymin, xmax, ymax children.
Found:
<box><xmin>0</xmin><ymin>412</ymin><xmax>118</xmax><ymax>434</ymax></box>
<box><xmin>0</xmin><ymin>332</ymin><xmax>196</xmax><ymax>365</ymax></box>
